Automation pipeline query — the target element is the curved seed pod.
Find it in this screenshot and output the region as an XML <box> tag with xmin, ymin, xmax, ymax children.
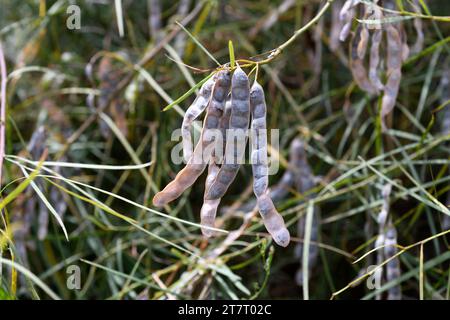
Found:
<box><xmin>200</xmin><ymin>162</ymin><xmax>221</xmax><ymax>237</ymax></box>
<box><xmin>374</xmin><ymin>233</ymin><xmax>385</xmax><ymax>300</ymax></box>
<box><xmin>381</xmin><ymin>25</ymin><xmax>402</xmax><ymax>132</ymax></box>
<box><xmin>350</xmin><ymin>26</ymin><xmax>377</xmax><ymax>94</ymax></box>
<box><xmin>153</xmin><ymin>70</ymin><xmax>231</xmax><ymax>207</ymax></box>
<box><xmin>339</xmin><ymin>0</ymin><xmax>358</xmax><ymax>42</ymax></box>
<box><xmin>257</xmin><ymin>191</ymin><xmax>290</xmax><ymax>247</ymax></box>
<box><xmin>357</xmin><ymin>25</ymin><xmax>369</xmax><ymax>60</ymax></box>
<box><xmin>375</xmin><ymin>184</ymin><xmax>393</xmax><ymax>299</ymax></box>
<box><xmin>384</xmin><ymin>223</ymin><xmax>401</xmax><ymax>300</ymax></box>
<box><xmin>400</xmin><ymin>26</ymin><xmax>410</xmax><ymax>62</ymax></box>
<box><xmin>292</xmin><ymin>139</ymin><xmax>315</xmax><ymax>193</ymax></box>
<box><xmin>205</xmin><ymin>66</ymin><xmax>250</xmax><ymax>201</ymax></box>
<box><xmin>378</xmin><ymin>184</ymin><xmax>392</xmax><ymax>228</ymax></box>
<box><xmin>181</xmin><ymin>77</ymin><xmax>215</xmax><ymax>162</ymax></box>
<box><xmin>249</xmin><ymin>81</ymin><xmax>290</xmax><ymax>247</ymax></box>
<box><xmin>200</xmin><ymin>99</ymin><xmax>232</xmax><ymax>237</ymax></box>
<box><xmin>369</xmin><ymin>29</ymin><xmax>384</xmax><ymax>91</ymax></box>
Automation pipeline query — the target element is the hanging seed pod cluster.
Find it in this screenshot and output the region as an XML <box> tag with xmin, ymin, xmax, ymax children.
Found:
<box><xmin>153</xmin><ymin>66</ymin><xmax>290</xmax><ymax>247</ymax></box>
<box><xmin>335</xmin><ymin>0</ymin><xmax>424</xmax><ymax>131</ymax></box>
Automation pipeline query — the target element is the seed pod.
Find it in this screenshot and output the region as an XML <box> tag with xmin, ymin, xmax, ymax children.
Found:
<box><xmin>200</xmin><ymin>162</ymin><xmax>221</xmax><ymax>237</ymax></box>
<box><xmin>205</xmin><ymin>66</ymin><xmax>250</xmax><ymax>201</ymax></box>
<box><xmin>350</xmin><ymin>26</ymin><xmax>377</xmax><ymax>94</ymax></box>
<box><xmin>357</xmin><ymin>25</ymin><xmax>369</xmax><ymax>60</ymax></box>
<box><xmin>410</xmin><ymin>0</ymin><xmax>424</xmax><ymax>55</ymax></box>
<box><xmin>384</xmin><ymin>223</ymin><xmax>401</xmax><ymax>300</ymax></box>
<box><xmin>199</xmin><ymin>67</ymin><xmax>250</xmax><ymax>237</ymax></box>
<box><xmin>381</xmin><ymin>25</ymin><xmax>402</xmax><ymax>132</ymax></box>
<box><xmin>257</xmin><ymin>190</ymin><xmax>290</xmax><ymax>247</ymax></box>
<box><xmin>374</xmin><ymin>233</ymin><xmax>385</xmax><ymax>300</ymax></box>
<box><xmin>368</xmin><ymin>29</ymin><xmax>384</xmax><ymax>91</ymax></box>
<box><xmin>339</xmin><ymin>0</ymin><xmax>358</xmax><ymax>42</ymax></box>
<box><xmin>200</xmin><ymin>99</ymin><xmax>232</xmax><ymax>237</ymax></box>
<box><xmin>181</xmin><ymin>78</ymin><xmax>215</xmax><ymax>162</ymax></box>
<box><xmin>330</xmin><ymin>0</ymin><xmax>344</xmax><ymax>52</ymax></box>
<box><xmin>249</xmin><ymin>81</ymin><xmax>290</xmax><ymax>247</ymax></box>
<box><xmin>153</xmin><ymin>70</ymin><xmax>231</xmax><ymax>207</ymax></box>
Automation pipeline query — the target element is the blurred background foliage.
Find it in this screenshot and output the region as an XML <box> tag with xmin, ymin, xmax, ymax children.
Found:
<box><xmin>0</xmin><ymin>0</ymin><xmax>449</xmax><ymax>300</ymax></box>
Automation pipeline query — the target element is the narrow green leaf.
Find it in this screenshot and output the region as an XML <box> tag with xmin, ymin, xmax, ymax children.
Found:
<box><xmin>228</xmin><ymin>40</ymin><xmax>235</xmax><ymax>69</ymax></box>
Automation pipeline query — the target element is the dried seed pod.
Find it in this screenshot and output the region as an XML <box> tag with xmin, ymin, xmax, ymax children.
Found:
<box><xmin>368</xmin><ymin>29</ymin><xmax>384</xmax><ymax>91</ymax></box>
<box><xmin>330</xmin><ymin>0</ymin><xmax>345</xmax><ymax>52</ymax></box>
<box><xmin>374</xmin><ymin>233</ymin><xmax>385</xmax><ymax>300</ymax></box>
<box><xmin>381</xmin><ymin>25</ymin><xmax>403</xmax><ymax>132</ymax></box>
<box><xmin>374</xmin><ymin>184</ymin><xmax>403</xmax><ymax>300</ymax></box>
<box><xmin>357</xmin><ymin>25</ymin><xmax>369</xmax><ymax>59</ymax></box>
<box><xmin>200</xmin><ymin>162</ymin><xmax>221</xmax><ymax>237</ymax></box>
<box><xmin>257</xmin><ymin>190</ymin><xmax>290</xmax><ymax>247</ymax></box>
<box><xmin>384</xmin><ymin>223</ymin><xmax>401</xmax><ymax>300</ymax></box>
<box><xmin>204</xmin><ymin>66</ymin><xmax>250</xmax><ymax>201</ymax></box>
<box><xmin>181</xmin><ymin>78</ymin><xmax>215</xmax><ymax>162</ymax></box>
<box><xmin>200</xmin><ymin>99</ymin><xmax>232</xmax><ymax>237</ymax></box>
<box><xmin>153</xmin><ymin>70</ymin><xmax>231</xmax><ymax>207</ymax></box>
<box><xmin>339</xmin><ymin>0</ymin><xmax>358</xmax><ymax>42</ymax></box>
<box><xmin>249</xmin><ymin>81</ymin><xmax>290</xmax><ymax>247</ymax></box>
<box><xmin>350</xmin><ymin>26</ymin><xmax>377</xmax><ymax>94</ymax></box>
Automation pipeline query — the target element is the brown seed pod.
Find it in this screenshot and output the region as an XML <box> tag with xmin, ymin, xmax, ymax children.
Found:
<box><xmin>350</xmin><ymin>26</ymin><xmax>378</xmax><ymax>94</ymax></box>
<box><xmin>369</xmin><ymin>29</ymin><xmax>384</xmax><ymax>91</ymax></box>
<box><xmin>339</xmin><ymin>0</ymin><xmax>358</xmax><ymax>42</ymax></box>
<box><xmin>380</xmin><ymin>24</ymin><xmax>403</xmax><ymax>132</ymax></box>
<box><xmin>410</xmin><ymin>0</ymin><xmax>424</xmax><ymax>55</ymax></box>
